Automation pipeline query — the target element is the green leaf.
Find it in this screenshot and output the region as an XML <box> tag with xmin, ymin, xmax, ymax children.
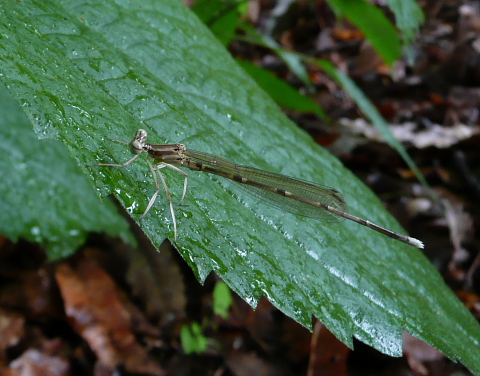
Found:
<box><xmin>238</xmin><ymin>21</ymin><xmax>314</xmax><ymax>90</ymax></box>
<box><xmin>180</xmin><ymin>322</ymin><xmax>208</xmax><ymax>354</ymax></box>
<box><xmin>236</xmin><ymin>59</ymin><xmax>326</xmax><ymax>117</ymax></box>
<box><xmin>0</xmin><ymin>82</ymin><xmax>133</xmax><ymax>260</ymax></box>
<box><xmin>191</xmin><ymin>0</ymin><xmax>242</xmax><ymax>46</ymax></box>
<box><xmin>386</xmin><ymin>0</ymin><xmax>424</xmax><ymax>46</ymax></box>
<box><xmin>327</xmin><ymin>0</ymin><xmax>402</xmax><ymax>65</ymax></box>
<box><xmin>386</xmin><ymin>0</ymin><xmax>425</xmax><ymax>63</ymax></box>
<box><xmin>0</xmin><ymin>1</ymin><xmax>479</xmax><ymax>374</ymax></box>
<box><xmin>213</xmin><ymin>281</ymin><xmax>233</xmax><ymax>319</ymax></box>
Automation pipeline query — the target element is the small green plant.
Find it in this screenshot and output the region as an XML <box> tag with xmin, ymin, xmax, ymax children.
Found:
<box><xmin>213</xmin><ymin>281</ymin><xmax>233</xmax><ymax>319</ymax></box>
<box><xmin>180</xmin><ymin>322</ymin><xmax>209</xmax><ymax>355</ymax></box>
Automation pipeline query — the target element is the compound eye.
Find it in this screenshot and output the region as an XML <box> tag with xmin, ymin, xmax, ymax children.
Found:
<box><xmin>135</xmin><ymin>129</ymin><xmax>148</xmax><ymax>142</ymax></box>
<box><xmin>130</xmin><ymin>140</ymin><xmax>144</xmax><ymax>154</ymax></box>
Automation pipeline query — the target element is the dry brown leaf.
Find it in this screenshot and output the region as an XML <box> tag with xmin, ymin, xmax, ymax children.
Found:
<box><xmin>403</xmin><ymin>332</ymin><xmax>444</xmax><ymax>375</ymax></box>
<box><xmin>0</xmin><ymin>310</ymin><xmax>24</xmax><ymax>366</ymax></box>
<box><xmin>5</xmin><ymin>349</ymin><xmax>69</xmax><ymax>376</ymax></box>
<box><xmin>54</xmin><ymin>254</ymin><xmax>165</xmax><ymax>375</ymax></box>
<box><xmin>124</xmin><ymin>241</ymin><xmax>187</xmax><ymax>325</ymax></box>
<box><xmin>456</xmin><ymin>291</ymin><xmax>480</xmax><ymax>319</ymax></box>
<box><xmin>307</xmin><ymin>321</ymin><xmax>349</xmax><ymax>376</ymax></box>
<box><xmin>337</xmin><ymin>118</ymin><xmax>480</xmax><ymax>149</ymax></box>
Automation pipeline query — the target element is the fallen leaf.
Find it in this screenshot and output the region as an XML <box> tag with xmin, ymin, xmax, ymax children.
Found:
<box><xmin>307</xmin><ymin>321</ymin><xmax>349</xmax><ymax>376</ymax></box>
<box><xmin>403</xmin><ymin>332</ymin><xmax>444</xmax><ymax>375</ymax></box>
<box><xmin>0</xmin><ymin>310</ymin><xmax>24</xmax><ymax>365</ymax></box>
<box><xmin>7</xmin><ymin>349</ymin><xmax>69</xmax><ymax>376</ymax></box>
<box><xmin>54</xmin><ymin>253</ymin><xmax>165</xmax><ymax>375</ymax></box>
<box><xmin>337</xmin><ymin>118</ymin><xmax>480</xmax><ymax>149</ymax></box>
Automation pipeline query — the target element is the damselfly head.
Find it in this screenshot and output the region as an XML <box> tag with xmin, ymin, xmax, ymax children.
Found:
<box><xmin>130</xmin><ymin>129</ymin><xmax>148</xmax><ymax>155</ymax></box>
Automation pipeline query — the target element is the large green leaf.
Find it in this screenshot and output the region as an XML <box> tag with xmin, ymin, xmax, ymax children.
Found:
<box><xmin>0</xmin><ymin>0</ymin><xmax>479</xmax><ymax>373</ymax></box>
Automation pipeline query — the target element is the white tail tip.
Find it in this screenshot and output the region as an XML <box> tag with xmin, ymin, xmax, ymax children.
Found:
<box><xmin>409</xmin><ymin>237</ymin><xmax>424</xmax><ymax>249</ymax></box>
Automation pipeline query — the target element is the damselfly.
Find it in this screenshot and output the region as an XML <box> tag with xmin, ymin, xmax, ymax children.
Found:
<box><xmin>92</xmin><ymin>129</ymin><xmax>423</xmax><ymax>248</ymax></box>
